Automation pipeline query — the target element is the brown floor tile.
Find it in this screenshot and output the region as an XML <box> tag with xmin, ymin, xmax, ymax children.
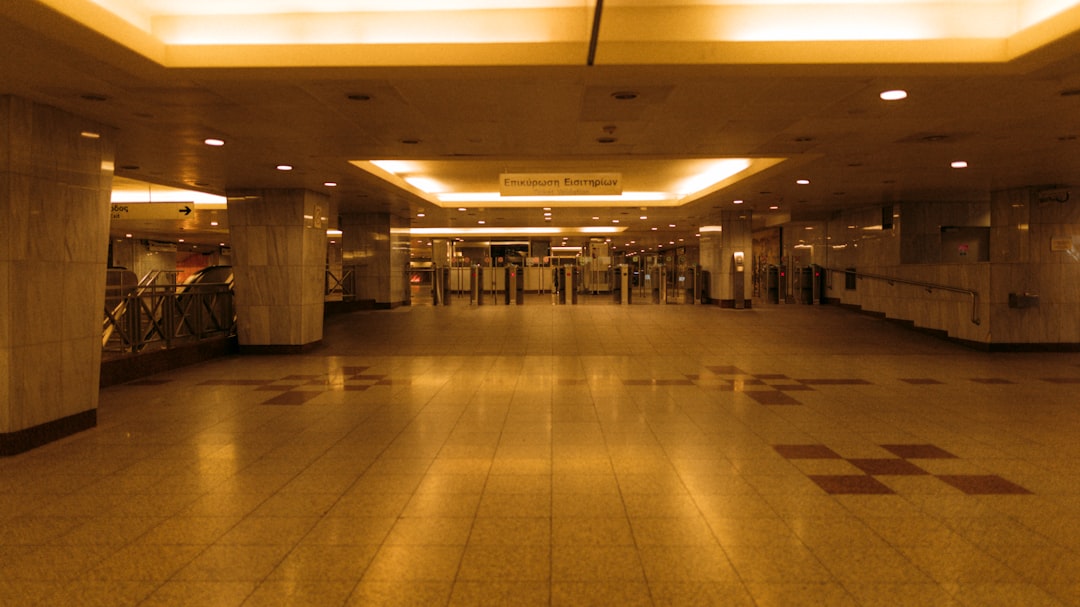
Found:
<box><xmin>935</xmin><ymin>475</ymin><xmax>1033</xmax><ymax>495</ymax></box>
<box><xmin>847</xmin><ymin>459</ymin><xmax>929</xmax><ymax>476</ymax></box>
<box><xmin>744</xmin><ymin>390</ymin><xmax>802</xmax><ymax>405</ymax></box>
<box><xmin>260</xmin><ymin>391</ymin><xmax>323</xmax><ymax>405</ymax></box>
<box><xmin>808</xmin><ymin>475</ymin><xmax>896</xmax><ymax>495</ymax></box>
<box><xmin>774</xmin><ymin>444</ymin><xmax>844</xmax><ymax>460</ymax></box>
<box><xmin>880</xmin><ymin>444</ymin><xmax>958</xmax><ymax>459</ymax></box>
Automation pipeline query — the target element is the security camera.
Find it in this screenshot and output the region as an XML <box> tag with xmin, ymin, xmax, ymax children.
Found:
<box><xmin>1036</xmin><ymin>187</ymin><xmax>1070</xmax><ymax>203</ymax></box>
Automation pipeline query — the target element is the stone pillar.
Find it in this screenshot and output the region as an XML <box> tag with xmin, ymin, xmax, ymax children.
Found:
<box><xmin>699</xmin><ymin>211</ymin><xmax>753</xmax><ymax>306</ymax></box>
<box><xmin>340</xmin><ymin>212</ymin><xmax>410</xmax><ymax>308</ymax></box>
<box><xmin>226</xmin><ymin>189</ymin><xmax>328</xmax><ymax>352</ymax></box>
<box><xmin>989</xmin><ymin>187</ymin><xmax>1080</xmax><ymax>344</ymax></box>
<box><xmin>1</xmin><ymin>96</ymin><xmax>114</xmax><ymax>455</ymax></box>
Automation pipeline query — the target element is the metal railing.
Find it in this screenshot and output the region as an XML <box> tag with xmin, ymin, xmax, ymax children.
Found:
<box><xmin>103</xmin><ymin>278</ymin><xmax>235</xmax><ymax>354</ymax></box>
<box><xmin>825</xmin><ymin>267</ymin><xmax>981</xmax><ymax>325</ymax></box>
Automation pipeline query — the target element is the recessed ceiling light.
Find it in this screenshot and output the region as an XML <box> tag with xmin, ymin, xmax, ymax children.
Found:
<box><xmin>796</xmin><ymin>179</ymin><xmax>810</xmax><ymax>185</ymax></box>
<box><xmin>880</xmin><ymin>89</ymin><xmax>908</xmax><ymax>101</ymax></box>
<box><xmin>612</xmin><ymin>219</ymin><xmax>619</xmax><ymax>223</ymax></box>
<box><xmin>733</xmin><ymin>200</ymin><xmax>744</xmax><ymax>205</ymax></box>
<box><xmin>477</xmin><ymin>220</ymin><xmax>485</xmax><ymax>224</ymax></box>
<box><xmin>458</xmin><ymin>208</ymin><xmax>467</xmax><ymax>212</ymax></box>
<box><xmin>210</xmin><ymin>221</ymin><xmax>219</xmax><ymax>226</ymax></box>
<box><xmin>204</xmin><ymin>138</ymin><xmax>225</xmax><ymax>146</ymax></box>
<box><xmin>417</xmin><ymin>213</ymin><xmax>425</xmax><ymax>218</ymax></box>
<box><xmin>80</xmin><ymin>131</ymin><xmax>100</xmax><ymax>139</ymax></box>
<box><xmin>769</xmin><ymin>205</ymin><xmax>779</xmax><ymax>210</ymax></box>
<box><xmin>951</xmin><ymin>161</ymin><xmax>969</xmax><ymax>168</ymax></box>
<box><xmin>276</xmin><ymin>164</ymin><xmax>293</xmax><ymax>171</ymax></box>
<box><xmin>640</xmin><ymin>216</ymin><xmax>648</xmax><ymax>220</ymax></box>
<box><xmin>324</xmin><ymin>182</ymin><xmax>337</xmax><ymax>187</ymax></box>
<box><xmin>668</xmin><ymin>224</ymin><xmax>676</xmax><ymax>228</ymax></box>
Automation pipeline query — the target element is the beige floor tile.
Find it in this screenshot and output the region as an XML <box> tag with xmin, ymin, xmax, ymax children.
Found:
<box><xmin>551</xmin><ymin>582</ymin><xmax>653</xmax><ymax>606</ymax></box>
<box><xmin>450</xmin><ymin>581</ymin><xmax>550</xmax><ymax>606</ymax></box>
<box><xmin>140</xmin><ymin>581</ymin><xmax>257</xmax><ymax>607</ymax></box>
<box><xmin>346</xmin><ymin>581</ymin><xmax>453</xmax><ymax>607</ymax></box>
<box><xmin>457</xmin><ymin>545</ymin><xmax>551</xmax><ymax>582</ymax></box>
<box><xmin>362</xmin><ymin>545</ymin><xmax>465</xmax><ymax>582</ymax></box>
<box><xmin>551</xmin><ymin>545</ymin><xmax>646</xmax><ymax>582</ymax></box>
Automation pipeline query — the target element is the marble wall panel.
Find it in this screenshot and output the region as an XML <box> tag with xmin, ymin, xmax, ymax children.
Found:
<box><xmin>1</xmin><ymin>98</ymin><xmax>113</xmax><ymax>439</ymax></box>
<box><xmin>226</xmin><ymin>189</ymin><xmax>327</xmax><ymax>346</ymax></box>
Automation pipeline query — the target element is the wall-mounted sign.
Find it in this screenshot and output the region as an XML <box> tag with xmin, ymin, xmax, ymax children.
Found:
<box><xmin>110</xmin><ymin>202</ymin><xmax>194</xmax><ymax>221</ymax></box>
<box><xmin>499</xmin><ymin>173</ymin><xmax>622</xmax><ymax>196</ymax></box>
<box><xmin>1051</xmin><ymin>237</ymin><xmax>1074</xmax><ymax>252</ymax></box>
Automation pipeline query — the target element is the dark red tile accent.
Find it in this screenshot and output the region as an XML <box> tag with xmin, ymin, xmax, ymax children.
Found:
<box><xmin>1041</xmin><ymin>378</ymin><xmax>1080</xmax><ymax>384</ymax></box>
<box><xmin>738</xmin><ymin>379</ymin><xmax>767</xmax><ymax>386</ymax></box>
<box><xmin>754</xmin><ymin>374</ymin><xmax>790</xmax><ymax>380</ymax></box>
<box><xmin>706</xmin><ymin>366</ymin><xmax>746</xmax><ymax>374</ymax></box>
<box><xmin>900</xmin><ymin>378</ymin><xmax>943</xmax><ymax>385</ymax></box>
<box><xmin>342</xmin><ymin>385</ymin><xmax>370</xmax><ymax>391</ymax></box>
<box><xmin>342</xmin><ymin>366</ymin><xmax>370</xmax><ymax>374</ymax></box>
<box><xmin>282</xmin><ymin>374</ymin><xmax>322</xmax><ymax>380</ymax></box>
<box><xmin>797</xmin><ymin>379</ymin><xmax>871</xmax><ymax>385</ymax></box>
<box><xmin>255</xmin><ymin>385</ymin><xmax>299</xmax><ymax>392</ymax></box>
<box><xmin>880</xmin><ymin>444</ymin><xmax>957</xmax><ymax>459</ymax></box>
<box><xmin>744</xmin><ymin>390</ymin><xmax>802</xmax><ymax>405</ymax></box>
<box><xmin>969</xmin><ymin>378</ymin><xmax>1014</xmax><ymax>384</ymax></box>
<box><xmin>772</xmin><ymin>384</ymin><xmax>814</xmax><ymax>392</ymax></box>
<box><xmin>261</xmin><ymin>391</ymin><xmax>323</xmax><ymax>405</ymax></box>
<box><xmin>936</xmin><ymin>475</ymin><xmax>1032</xmax><ymax>495</ymax></box>
<box><xmin>352</xmin><ymin>374</ymin><xmax>387</xmax><ymax>380</ymax></box>
<box><xmin>774</xmin><ymin>444</ymin><xmax>843</xmax><ymax>459</ymax></box>
<box><xmin>199</xmin><ymin>379</ymin><xmax>273</xmax><ymax>386</ymax></box>
<box><xmin>848</xmin><ymin>458</ymin><xmax>928</xmax><ymax>476</ymax></box>
<box><xmin>125</xmin><ymin>379</ymin><xmax>172</xmax><ymax>386</ymax></box>
<box><xmin>809</xmin><ymin>475</ymin><xmax>895</xmax><ymax>495</ymax></box>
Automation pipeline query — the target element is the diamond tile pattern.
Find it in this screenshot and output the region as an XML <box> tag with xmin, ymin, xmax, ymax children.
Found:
<box><xmin>3</xmin><ymin>303</ymin><xmax>1077</xmax><ymax>607</ymax></box>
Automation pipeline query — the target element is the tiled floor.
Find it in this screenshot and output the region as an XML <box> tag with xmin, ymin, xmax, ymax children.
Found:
<box><xmin>4</xmin><ymin>302</ymin><xmax>1080</xmax><ymax>606</ymax></box>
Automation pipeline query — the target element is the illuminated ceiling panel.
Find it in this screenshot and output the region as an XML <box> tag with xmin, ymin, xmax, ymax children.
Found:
<box><xmin>40</xmin><ymin>0</ymin><xmax>1080</xmax><ymax>66</ymax></box>
<box><xmin>349</xmin><ymin>157</ymin><xmax>786</xmax><ymax>208</ymax></box>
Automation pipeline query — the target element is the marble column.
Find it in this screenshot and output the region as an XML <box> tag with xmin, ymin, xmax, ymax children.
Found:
<box><xmin>226</xmin><ymin>189</ymin><xmax>328</xmax><ymax>352</ymax></box>
<box><xmin>989</xmin><ymin>187</ymin><xmax>1080</xmax><ymax>344</ymax></box>
<box><xmin>1</xmin><ymin>96</ymin><xmax>114</xmax><ymax>455</ymax></box>
<box><xmin>699</xmin><ymin>211</ymin><xmax>753</xmax><ymax>306</ymax></box>
<box><xmin>340</xmin><ymin>212</ymin><xmax>410</xmax><ymax>308</ymax></box>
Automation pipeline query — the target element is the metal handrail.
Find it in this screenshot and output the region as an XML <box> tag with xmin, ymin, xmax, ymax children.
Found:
<box><xmin>103</xmin><ymin>282</ymin><xmax>235</xmax><ymax>354</ymax></box>
<box><xmin>824</xmin><ymin>267</ymin><xmax>981</xmax><ymax>325</ymax></box>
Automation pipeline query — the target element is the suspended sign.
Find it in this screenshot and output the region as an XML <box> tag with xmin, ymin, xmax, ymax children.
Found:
<box><xmin>499</xmin><ymin>173</ymin><xmax>622</xmax><ymax>196</ymax></box>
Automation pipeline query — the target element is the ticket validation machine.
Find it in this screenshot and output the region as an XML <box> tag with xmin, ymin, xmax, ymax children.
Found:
<box><xmin>563</xmin><ymin>266</ymin><xmax>578</xmax><ymax>304</ymax></box>
<box><xmin>651</xmin><ymin>266</ymin><xmax>667</xmax><ymax>304</ymax></box>
<box><xmin>470</xmin><ymin>264</ymin><xmax>483</xmax><ymax>305</ymax></box>
<box><xmin>732</xmin><ymin>252</ymin><xmax>746</xmax><ymax>309</ymax></box>
<box><xmin>618</xmin><ymin>264</ymin><xmax>632</xmax><ymax>304</ymax></box>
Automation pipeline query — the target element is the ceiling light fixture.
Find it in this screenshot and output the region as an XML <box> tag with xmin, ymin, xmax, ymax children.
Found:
<box><xmin>880</xmin><ymin>89</ymin><xmax>908</xmax><ymax>101</ymax></box>
<box><xmin>204</xmin><ymin>138</ymin><xmax>225</xmax><ymax>146</ymax></box>
<box><xmin>276</xmin><ymin>164</ymin><xmax>293</xmax><ymax>171</ymax></box>
<box><xmin>951</xmin><ymin>160</ymin><xmax>969</xmax><ymax>168</ymax></box>
<box><xmin>324</xmin><ymin>182</ymin><xmax>337</xmax><ymax>187</ymax></box>
<box><xmin>796</xmin><ymin>179</ymin><xmax>810</xmax><ymax>185</ymax></box>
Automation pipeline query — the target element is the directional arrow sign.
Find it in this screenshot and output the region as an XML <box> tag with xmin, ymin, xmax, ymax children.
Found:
<box><xmin>111</xmin><ymin>203</ymin><xmax>196</xmax><ymax>221</ymax></box>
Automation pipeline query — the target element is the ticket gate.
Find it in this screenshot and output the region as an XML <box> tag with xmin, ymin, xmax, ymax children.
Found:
<box><xmin>616</xmin><ymin>264</ymin><xmax>631</xmax><ymax>304</ymax></box>
<box><xmin>433</xmin><ymin>267</ymin><xmax>450</xmax><ymax>306</ymax></box>
<box><xmin>506</xmin><ymin>265</ymin><xmax>524</xmax><ymax>305</ymax></box>
<box><xmin>651</xmin><ymin>266</ymin><xmax>667</xmax><ymax>304</ymax></box>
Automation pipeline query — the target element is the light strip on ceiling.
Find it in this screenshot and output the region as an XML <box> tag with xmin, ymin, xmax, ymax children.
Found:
<box><xmin>402</xmin><ymin>226</ymin><xmax>625</xmax><ymax>236</ymax></box>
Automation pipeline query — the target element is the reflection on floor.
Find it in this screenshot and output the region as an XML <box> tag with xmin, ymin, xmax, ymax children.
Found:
<box><xmin>3</xmin><ymin>303</ymin><xmax>1080</xmax><ymax>606</ymax></box>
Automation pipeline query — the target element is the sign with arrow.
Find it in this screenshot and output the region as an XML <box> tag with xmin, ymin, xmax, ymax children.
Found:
<box><xmin>110</xmin><ymin>203</ymin><xmax>195</xmax><ymax>220</ymax></box>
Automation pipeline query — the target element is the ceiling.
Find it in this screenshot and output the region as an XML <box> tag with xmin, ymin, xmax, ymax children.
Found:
<box><xmin>4</xmin><ymin>0</ymin><xmax>1080</xmax><ymax>254</ymax></box>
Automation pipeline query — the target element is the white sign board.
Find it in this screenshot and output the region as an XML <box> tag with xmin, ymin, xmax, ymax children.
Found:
<box><xmin>499</xmin><ymin>173</ymin><xmax>622</xmax><ymax>196</ymax></box>
<box><xmin>111</xmin><ymin>203</ymin><xmax>194</xmax><ymax>221</ymax></box>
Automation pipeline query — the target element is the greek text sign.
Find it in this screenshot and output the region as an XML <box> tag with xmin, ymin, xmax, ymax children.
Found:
<box><xmin>499</xmin><ymin>173</ymin><xmax>622</xmax><ymax>196</ymax></box>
